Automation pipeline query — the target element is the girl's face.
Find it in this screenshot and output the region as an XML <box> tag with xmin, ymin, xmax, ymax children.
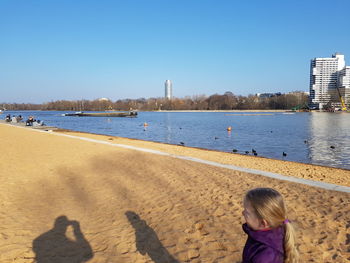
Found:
<box><xmin>242</xmin><ymin>199</ymin><xmax>266</xmax><ymax>230</ymax></box>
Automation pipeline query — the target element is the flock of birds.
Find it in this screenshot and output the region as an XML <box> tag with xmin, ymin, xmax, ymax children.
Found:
<box><xmin>142</xmin><ymin>123</ymin><xmax>337</xmax><ymax>158</ymax></box>
<box><xmin>231</xmin><ymin>148</ymin><xmax>285</xmax><ymax>157</ymax></box>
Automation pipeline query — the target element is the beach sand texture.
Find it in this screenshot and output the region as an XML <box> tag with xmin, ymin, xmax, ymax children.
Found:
<box><xmin>0</xmin><ymin>124</ymin><xmax>349</xmax><ymax>262</ymax></box>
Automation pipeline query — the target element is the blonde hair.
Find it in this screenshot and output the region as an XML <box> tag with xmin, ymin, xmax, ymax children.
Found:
<box><xmin>245</xmin><ymin>188</ymin><xmax>299</xmax><ymax>263</ymax></box>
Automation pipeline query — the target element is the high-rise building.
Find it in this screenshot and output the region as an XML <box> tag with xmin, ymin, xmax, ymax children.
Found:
<box><xmin>309</xmin><ymin>53</ymin><xmax>349</xmax><ymax>109</ymax></box>
<box><xmin>339</xmin><ymin>66</ymin><xmax>350</xmax><ymax>107</ymax></box>
<box><xmin>165</xmin><ymin>80</ymin><xmax>172</xmax><ymax>100</ymax></box>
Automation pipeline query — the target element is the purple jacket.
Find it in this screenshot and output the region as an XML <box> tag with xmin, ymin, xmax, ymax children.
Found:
<box><xmin>242</xmin><ymin>223</ymin><xmax>284</xmax><ymax>263</ymax></box>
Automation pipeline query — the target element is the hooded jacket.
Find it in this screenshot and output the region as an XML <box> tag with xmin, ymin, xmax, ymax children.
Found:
<box><xmin>242</xmin><ymin>223</ymin><xmax>284</xmax><ymax>263</ymax></box>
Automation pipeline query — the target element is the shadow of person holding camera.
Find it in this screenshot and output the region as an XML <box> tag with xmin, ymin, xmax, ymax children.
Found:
<box><xmin>125</xmin><ymin>211</ymin><xmax>178</xmax><ymax>263</ymax></box>
<box><xmin>33</xmin><ymin>216</ymin><xmax>93</xmax><ymax>263</ymax></box>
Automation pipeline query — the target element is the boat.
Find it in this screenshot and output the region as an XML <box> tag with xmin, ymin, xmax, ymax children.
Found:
<box><xmin>62</xmin><ymin>111</ymin><xmax>138</xmax><ymax>117</ymax></box>
<box><xmin>62</xmin><ymin>111</ymin><xmax>83</xmax><ymax>116</ymax></box>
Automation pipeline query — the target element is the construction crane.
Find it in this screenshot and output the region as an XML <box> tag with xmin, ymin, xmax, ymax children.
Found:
<box><xmin>336</xmin><ymin>87</ymin><xmax>347</xmax><ymax>111</ymax></box>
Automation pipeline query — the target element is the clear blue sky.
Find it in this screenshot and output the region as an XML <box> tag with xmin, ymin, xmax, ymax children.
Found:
<box><xmin>1</xmin><ymin>0</ymin><xmax>349</xmax><ymax>103</ymax></box>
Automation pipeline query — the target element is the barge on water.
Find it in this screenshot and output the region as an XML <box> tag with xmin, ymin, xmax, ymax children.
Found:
<box><xmin>62</xmin><ymin>111</ymin><xmax>138</xmax><ymax>117</ymax></box>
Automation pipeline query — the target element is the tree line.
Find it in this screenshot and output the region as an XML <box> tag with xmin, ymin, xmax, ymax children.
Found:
<box><xmin>2</xmin><ymin>92</ymin><xmax>308</xmax><ymax>111</ymax></box>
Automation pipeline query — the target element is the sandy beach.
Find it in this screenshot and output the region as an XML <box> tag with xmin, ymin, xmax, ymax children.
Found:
<box><xmin>0</xmin><ymin>123</ymin><xmax>349</xmax><ymax>262</ymax></box>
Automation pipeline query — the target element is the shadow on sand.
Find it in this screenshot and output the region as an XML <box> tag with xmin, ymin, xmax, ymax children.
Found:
<box><xmin>126</xmin><ymin>211</ymin><xmax>179</xmax><ymax>263</ymax></box>
<box><xmin>32</xmin><ymin>215</ymin><xmax>93</xmax><ymax>263</ymax></box>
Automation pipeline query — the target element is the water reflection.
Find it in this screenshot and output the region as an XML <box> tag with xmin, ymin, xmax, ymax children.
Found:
<box><xmin>164</xmin><ymin>113</ymin><xmax>173</xmax><ymax>144</ymax></box>
<box><xmin>308</xmin><ymin>112</ymin><xmax>350</xmax><ymax>169</ymax></box>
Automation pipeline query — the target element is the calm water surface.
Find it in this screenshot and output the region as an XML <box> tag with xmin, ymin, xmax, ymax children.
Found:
<box><xmin>5</xmin><ymin>111</ymin><xmax>350</xmax><ymax>170</ymax></box>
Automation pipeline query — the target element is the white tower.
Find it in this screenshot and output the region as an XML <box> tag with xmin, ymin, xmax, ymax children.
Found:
<box><xmin>309</xmin><ymin>53</ymin><xmax>347</xmax><ymax>109</ymax></box>
<box><xmin>165</xmin><ymin>80</ymin><xmax>172</xmax><ymax>100</ymax></box>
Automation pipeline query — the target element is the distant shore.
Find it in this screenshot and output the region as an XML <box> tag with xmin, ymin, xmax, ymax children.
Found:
<box><xmin>3</xmin><ymin>109</ymin><xmax>344</xmax><ymax>113</ymax></box>
<box><xmin>154</xmin><ymin>109</ymin><xmax>289</xmax><ymax>112</ymax></box>
<box><xmin>2</xmin><ymin>109</ymin><xmax>289</xmax><ymax>113</ymax></box>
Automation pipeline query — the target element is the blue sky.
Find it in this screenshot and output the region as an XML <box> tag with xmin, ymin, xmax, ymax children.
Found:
<box><xmin>1</xmin><ymin>0</ymin><xmax>349</xmax><ymax>103</ymax></box>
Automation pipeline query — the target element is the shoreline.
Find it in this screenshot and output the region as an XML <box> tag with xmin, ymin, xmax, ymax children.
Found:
<box><xmin>54</xmin><ymin>128</ymin><xmax>350</xmax><ymax>187</ymax></box>
<box><xmin>1</xmin><ymin>120</ymin><xmax>349</xmax><ymax>185</ymax></box>
<box><xmin>0</xmin><ymin>123</ymin><xmax>349</xmax><ymax>262</ymax></box>
<box><xmin>44</xmin><ymin>129</ymin><xmax>350</xmax><ymax>193</ymax></box>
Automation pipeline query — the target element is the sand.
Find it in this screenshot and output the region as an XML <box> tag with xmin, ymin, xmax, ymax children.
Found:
<box><xmin>0</xmin><ymin>123</ymin><xmax>349</xmax><ymax>263</ymax></box>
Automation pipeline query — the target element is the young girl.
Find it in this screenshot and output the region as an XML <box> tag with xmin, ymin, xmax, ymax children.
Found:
<box><xmin>242</xmin><ymin>188</ymin><xmax>299</xmax><ymax>263</ymax></box>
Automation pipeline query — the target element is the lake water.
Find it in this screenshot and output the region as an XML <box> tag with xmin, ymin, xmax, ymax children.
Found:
<box><xmin>4</xmin><ymin>111</ymin><xmax>350</xmax><ymax>170</ymax></box>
